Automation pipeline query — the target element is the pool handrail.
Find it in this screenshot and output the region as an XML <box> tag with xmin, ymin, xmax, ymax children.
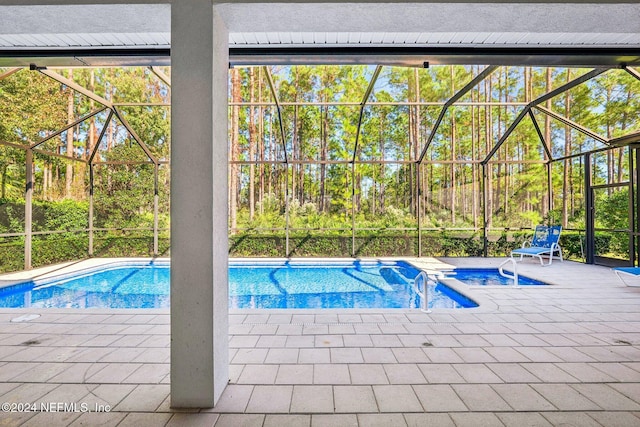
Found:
<box><xmin>413</xmin><ymin>270</ymin><xmax>435</xmax><ymax>313</ymax></box>
<box><xmin>498</xmin><ymin>258</ymin><xmax>519</xmax><ymax>287</ymax></box>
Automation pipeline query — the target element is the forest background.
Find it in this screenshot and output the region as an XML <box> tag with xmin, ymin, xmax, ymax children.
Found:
<box><xmin>0</xmin><ymin>65</ymin><xmax>638</xmax><ymax>273</ymax></box>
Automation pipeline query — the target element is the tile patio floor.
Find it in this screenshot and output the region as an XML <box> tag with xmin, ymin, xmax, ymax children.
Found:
<box><xmin>0</xmin><ymin>257</ymin><xmax>639</xmax><ymax>426</ymax></box>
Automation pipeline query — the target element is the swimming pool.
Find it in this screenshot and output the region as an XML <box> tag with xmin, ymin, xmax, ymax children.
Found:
<box><xmin>0</xmin><ymin>260</ymin><xmax>478</xmax><ymax>309</ymax></box>
<box><xmin>441</xmin><ymin>268</ymin><xmax>548</xmax><ymax>286</ymax></box>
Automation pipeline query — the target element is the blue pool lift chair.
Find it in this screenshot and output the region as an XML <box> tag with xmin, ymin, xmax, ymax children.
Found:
<box><xmin>511</xmin><ymin>225</ymin><xmax>563</xmax><ymax>266</ymax></box>
<box><xmin>613</xmin><ymin>267</ymin><xmax>640</xmax><ymax>287</ymax></box>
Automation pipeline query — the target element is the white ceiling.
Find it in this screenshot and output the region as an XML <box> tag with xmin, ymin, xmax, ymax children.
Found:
<box><xmin>0</xmin><ymin>2</ymin><xmax>638</xmax><ymax>66</ymax></box>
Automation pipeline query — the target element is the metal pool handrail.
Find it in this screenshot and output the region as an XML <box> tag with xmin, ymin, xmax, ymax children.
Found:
<box><xmin>498</xmin><ymin>258</ymin><xmax>519</xmax><ymax>287</ymax></box>
<box><xmin>413</xmin><ymin>271</ymin><xmax>433</xmax><ymax>313</ymax></box>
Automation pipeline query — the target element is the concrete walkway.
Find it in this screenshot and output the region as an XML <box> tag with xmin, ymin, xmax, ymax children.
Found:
<box><xmin>0</xmin><ymin>258</ymin><xmax>639</xmax><ymax>426</ymax></box>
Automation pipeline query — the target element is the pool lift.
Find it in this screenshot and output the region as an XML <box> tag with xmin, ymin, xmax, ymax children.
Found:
<box><xmin>498</xmin><ymin>258</ymin><xmax>519</xmax><ymax>287</ymax></box>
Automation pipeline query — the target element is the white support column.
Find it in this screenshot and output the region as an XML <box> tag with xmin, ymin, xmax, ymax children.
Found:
<box><xmin>170</xmin><ymin>1</ymin><xmax>229</xmax><ymax>408</ymax></box>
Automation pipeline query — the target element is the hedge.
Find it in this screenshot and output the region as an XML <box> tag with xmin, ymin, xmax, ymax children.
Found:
<box><xmin>0</xmin><ymin>229</ymin><xmax>618</xmax><ymax>275</ymax></box>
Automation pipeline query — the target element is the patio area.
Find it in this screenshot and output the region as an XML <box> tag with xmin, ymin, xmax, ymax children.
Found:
<box><xmin>0</xmin><ymin>257</ymin><xmax>639</xmax><ymax>426</ymax></box>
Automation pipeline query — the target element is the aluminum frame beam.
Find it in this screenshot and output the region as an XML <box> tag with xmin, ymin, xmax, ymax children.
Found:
<box><xmin>88</xmin><ymin>110</ymin><xmax>115</xmax><ymax>164</ymax></box>
<box><xmin>552</xmin><ymin>145</ymin><xmax>613</xmax><ymax>163</ymax></box>
<box><xmin>264</xmin><ymin>66</ymin><xmax>291</xmax><ymax>254</ymax></box>
<box><xmin>264</xmin><ymin>66</ymin><xmax>289</xmax><ymax>164</ymax></box>
<box><xmin>0</xmin><ymin>139</ymin><xmax>89</xmax><ymax>163</ymax></box>
<box><xmin>30</xmin><ymin>107</ymin><xmax>107</xmax><ymax>149</ymax></box>
<box><xmin>229</xmin><ymin>46</ymin><xmax>640</xmax><ymax>68</ymax></box>
<box><xmin>230</xmin><ymin>159</ymin><xmax>544</xmax><ymax>165</ymax></box>
<box><xmin>609</xmin><ymin>130</ymin><xmax>640</xmax><ymax>148</ymax></box>
<box><xmin>625</xmin><ymin>66</ymin><xmax>640</xmax><ymax>82</ymax></box>
<box><xmin>534</xmin><ymin>105</ymin><xmax>608</xmax><ymax>144</ymax></box>
<box><xmin>418</xmin><ymin>66</ymin><xmax>497</xmax><ymax>164</ymax></box>
<box><xmin>352</xmin><ymin>65</ymin><xmax>382</xmax><ymax>162</ymax></box>
<box><xmin>3</xmin><ymin>46</ymin><xmax>640</xmax><ymax>68</ymax></box>
<box><xmin>38</xmin><ymin>68</ymin><xmax>113</xmax><ymax>108</ymax></box>
<box><xmin>228</xmin><ymin>101</ymin><xmax>528</xmax><ymax>107</ymax></box>
<box><xmin>528</xmin><ymin>109</ymin><xmax>553</xmax><ymax>161</ymax></box>
<box><xmin>481</xmin><ymin>107</ymin><xmax>530</xmax><ymax>165</ymax></box>
<box><xmin>0</xmin><ymin>67</ymin><xmax>22</xmax><ymax>81</ymax></box>
<box><xmin>113</xmin><ymin>107</ymin><xmax>159</xmax><ymax>165</ymax></box>
<box><xmin>482</xmin><ymin>67</ymin><xmax>608</xmax><ymax>164</ymax></box>
<box><xmin>149</xmin><ymin>66</ymin><xmax>171</xmax><ymax>88</ymax></box>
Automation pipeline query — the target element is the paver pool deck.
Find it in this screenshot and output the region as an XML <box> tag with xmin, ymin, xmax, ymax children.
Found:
<box><xmin>0</xmin><ymin>257</ymin><xmax>639</xmax><ymax>426</ymax></box>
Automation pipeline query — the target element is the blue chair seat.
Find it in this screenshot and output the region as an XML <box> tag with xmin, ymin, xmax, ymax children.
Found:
<box><xmin>511</xmin><ymin>225</ymin><xmax>563</xmax><ymax>266</ymax></box>
<box><xmin>512</xmin><ymin>247</ymin><xmax>555</xmax><ymax>256</ymax></box>
<box><xmin>614</xmin><ymin>267</ymin><xmax>640</xmax><ymax>276</ymax></box>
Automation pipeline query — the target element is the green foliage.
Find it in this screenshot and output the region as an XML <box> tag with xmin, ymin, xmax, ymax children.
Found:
<box><xmin>32</xmin><ymin>234</ymin><xmax>89</xmax><ymax>266</ymax></box>
<box><xmin>0</xmin><ymin>199</ymin><xmax>88</xmax><ymax>233</ymax></box>
<box><xmin>0</xmin><ymin>198</ymin><xmax>24</xmax><ymax>232</ymax></box>
<box><xmin>1</xmin><ymin>65</ymin><xmax>638</xmax><ymax>272</ymax></box>
<box><xmin>34</xmin><ymin>199</ymin><xmax>88</xmax><ymax>232</ymax></box>
<box><xmin>0</xmin><ymin>197</ymin><xmax>169</xmax><ymax>273</ymax></box>
<box><xmin>92</xmin><ymin>232</ymin><xmax>170</xmax><ymax>258</ymax></box>
<box><xmin>0</xmin><ymin>238</ymin><xmax>24</xmax><ymax>272</ymax></box>
<box><xmin>94</xmin><ymin>163</ymin><xmax>157</xmax><ymax>228</ymax></box>
<box><xmin>229</xmin><ymin>230</ymin><xmax>585</xmax><ymax>259</ymax></box>
<box><xmin>596</xmin><ymin>188</ymin><xmax>629</xmax><ymax>229</ymax></box>
<box><xmin>0</xmin><ymin>70</ymin><xmax>67</xmax><ymax>142</ymax></box>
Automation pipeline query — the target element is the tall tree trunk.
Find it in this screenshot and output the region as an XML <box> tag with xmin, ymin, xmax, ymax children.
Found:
<box><xmin>230</xmin><ymin>68</ymin><xmax>241</xmax><ymax>231</ymax></box>
<box><xmin>617</xmin><ymin>90</ymin><xmax>631</xmax><ymax>184</ymax></box>
<box><xmin>268</xmin><ymin>106</ymin><xmax>274</xmax><ymax>196</ymax></box>
<box><xmin>485</xmin><ymin>74</ymin><xmax>493</xmax><ymax>229</ymax></box>
<box><xmin>410</xmin><ymin>68</ymin><xmax>421</xmax><ymax>216</ymax></box>
<box><xmin>372</xmin><ymin>163</ymin><xmax>377</xmax><ymax>216</ymax></box>
<box><xmin>495</xmin><ymin>69</ymin><xmax>503</xmax><ymax>221</ymax></box>
<box><xmin>606</xmin><ymin>83</ymin><xmax>613</xmax><ymax>191</ymax></box>
<box><xmin>543</xmin><ymin>68</ymin><xmax>552</xmax><ymax>219</ymax></box>
<box><xmin>450</xmin><ymin>66</ymin><xmax>456</xmax><ymax>224</ymax></box>
<box><xmin>258</xmin><ymin>68</ymin><xmax>265</xmax><ymax>214</ymax></box>
<box><xmin>379</xmin><ymin>113</ymin><xmax>385</xmax><ymax>212</ymax></box>
<box><xmin>320</xmin><ymin>103</ymin><xmax>327</xmax><ymax>212</ymax></box>
<box><xmin>471</xmin><ymin>66</ymin><xmax>478</xmax><ymax>229</ymax></box>
<box><xmin>0</xmin><ymin>164</ymin><xmax>6</xmax><ymax>199</ymax></box>
<box><xmin>291</xmin><ymin>84</ymin><xmax>298</xmax><ymax>205</ymax></box>
<box><xmin>249</xmin><ymin>68</ymin><xmax>256</xmax><ymax>221</ymax></box>
<box><xmin>298</xmin><ymin>130</ymin><xmax>304</xmax><ymax>203</ymax></box>
<box><xmin>562</xmin><ymin>69</ymin><xmax>571</xmax><ymax>228</ymax></box>
<box><xmin>65</xmin><ymin>69</ymin><xmax>74</xmax><ymax>198</ymax></box>
<box><xmin>42</xmin><ymin>163</ymin><xmax>48</xmax><ymax>199</ymax></box>
<box><xmin>290</xmin><ymin>69</ymin><xmax>299</xmax><ymax>205</ymax></box>
<box><xmin>48</xmin><ymin>167</ymin><xmax>53</xmax><ymax>197</ymax></box>
<box><xmin>521</xmin><ymin>67</ymin><xmax>528</xmax><ymax>217</ymax></box>
<box><xmin>503</xmin><ymin>67</ymin><xmax>509</xmax><ymax>218</ymax></box>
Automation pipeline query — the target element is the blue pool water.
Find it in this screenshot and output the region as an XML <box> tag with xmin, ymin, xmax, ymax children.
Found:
<box><xmin>442</xmin><ymin>268</ymin><xmax>548</xmax><ymax>286</ymax></box>
<box><xmin>0</xmin><ymin>261</ymin><xmax>478</xmax><ymax>309</ymax></box>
